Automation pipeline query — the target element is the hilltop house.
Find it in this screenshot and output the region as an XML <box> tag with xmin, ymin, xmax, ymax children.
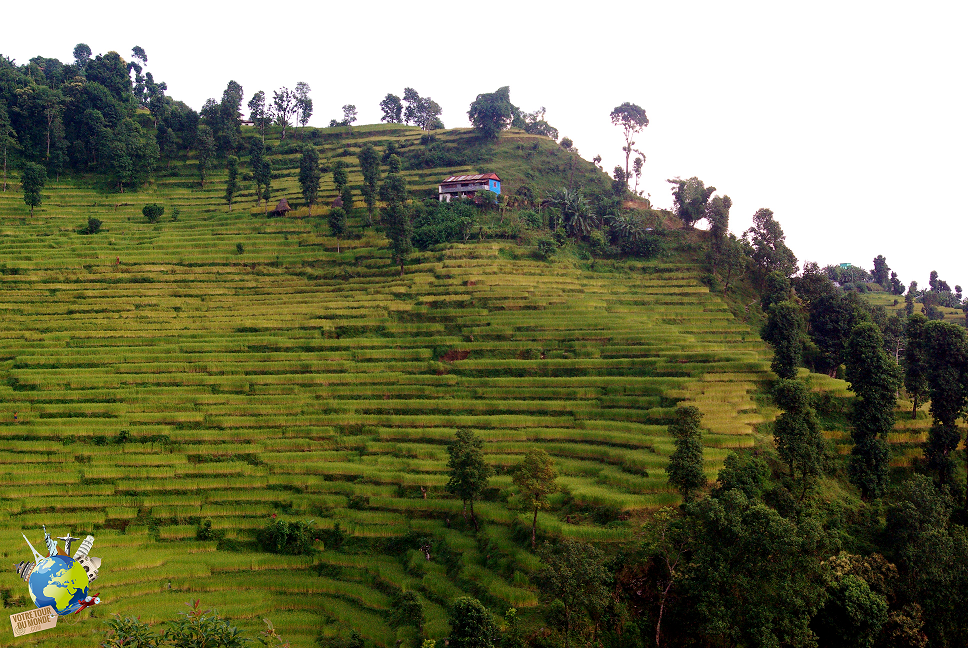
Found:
<box><xmin>438</xmin><ymin>173</ymin><xmax>501</xmax><ymax>202</ymax></box>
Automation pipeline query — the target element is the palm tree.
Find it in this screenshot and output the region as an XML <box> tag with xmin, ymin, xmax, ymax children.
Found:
<box><xmin>545</xmin><ymin>188</ymin><xmax>596</xmax><ymax>238</ymax></box>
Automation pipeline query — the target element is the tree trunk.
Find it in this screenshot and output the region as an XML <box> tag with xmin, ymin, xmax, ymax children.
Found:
<box><xmin>912</xmin><ymin>395</ymin><xmax>919</xmax><ymax>420</ymax></box>
<box><xmin>470</xmin><ymin>499</ymin><xmax>479</xmax><ymax>532</ymax></box>
<box><xmin>531</xmin><ymin>507</ymin><xmax>538</xmax><ymax>548</ymax></box>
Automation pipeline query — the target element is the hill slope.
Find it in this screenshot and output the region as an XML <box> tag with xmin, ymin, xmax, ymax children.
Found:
<box><xmin>0</xmin><ymin>127</ymin><xmax>772</xmax><ymax>646</ymax></box>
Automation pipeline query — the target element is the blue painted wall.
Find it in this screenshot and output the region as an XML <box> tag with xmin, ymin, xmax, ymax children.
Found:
<box><xmin>489</xmin><ymin>179</ymin><xmax>501</xmax><ymax>195</ymax></box>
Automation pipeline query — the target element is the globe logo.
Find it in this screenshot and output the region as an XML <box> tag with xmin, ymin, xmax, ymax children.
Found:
<box><xmin>14</xmin><ymin>526</ymin><xmax>103</xmax><ymax>618</ymax></box>
<box><xmin>27</xmin><ymin>555</ymin><xmax>90</xmax><ymax>616</ymax></box>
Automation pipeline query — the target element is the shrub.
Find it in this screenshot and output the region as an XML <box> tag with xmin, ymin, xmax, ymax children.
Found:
<box><xmin>519</xmin><ymin>210</ymin><xmax>541</xmax><ymax>229</ymax></box>
<box><xmin>83</xmin><ymin>217</ymin><xmax>102</xmax><ymax>235</ymax></box>
<box><xmin>236</xmin><ymin>243</ymin><xmax>245</xmax><ymax>255</ymax></box>
<box><xmin>257</xmin><ymin>518</ymin><xmax>316</xmax><ymax>555</ymax></box>
<box><xmin>143</xmin><ymin>203</ymin><xmax>165</xmax><ymax>223</ymax></box>
<box><xmin>535</xmin><ymin>237</ymin><xmax>557</xmax><ymax>261</ymax></box>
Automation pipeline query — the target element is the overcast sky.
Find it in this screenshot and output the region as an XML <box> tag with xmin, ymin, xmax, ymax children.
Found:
<box><xmin>5</xmin><ymin>1</ymin><xmax>966</xmax><ymax>289</ymax></box>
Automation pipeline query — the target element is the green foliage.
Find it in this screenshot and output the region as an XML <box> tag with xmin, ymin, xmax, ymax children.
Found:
<box><xmin>666</xmin><ymin>176</ymin><xmax>715</xmax><ymax>228</ymax></box>
<box><xmin>411</xmin><ymin>200</ymin><xmax>475</xmax><ymax>250</ymax></box>
<box><xmin>257</xmin><ymin>518</ymin><xmax>316</xmax><ymax>555</ymax></box>
<box><xmin>762</xmin><ymin>300</ymin><xmax>805</xmax><ymax>379</ymax></box>
<box><xmin>196</xmin><ymin>124</ymin><xmax>215</xmax><ymax>188</ymax></box>
<box><xmin>20</xmin><ymin>162</ymin><xmax>46</xmax><ymax>215</ymax></box>
<box><xmin>328</xmin><ymin>207</ymin><xmax>347</xmax><ymax>240</ymax></box>
<box><xmin>332</xmin><ymin>160</ymin><xmax>348</xmax><ymax>194</ymax></box>
<box><xmin>446</xmin><ymin>429</ymin><xmax>493</xmax><ymax>530</ymax></box>
<box><xmin>844</xmin><ymin>322</ymin><xmax>901</xmax><ymax>498</ymax></box>
<box><xmin>299</xmin><ymin>145</ymin><xmax>321</xmax><ymax>214</ymax></box>
<box><xmin>682</xmin><ymin>490</ymin><xmax>828</xmax><ymax>648</ymax></box>
<box><xmin>714</xmin><ymin>452</ymin><xmax>768</xmax><ymax>501</ymax></box>
<box><xmin>390</xmin><ymin>590</ymin><xmax>424</xmax><ymax>630</ymax></box>
<box><xmin>922</xmin><ymin>320</ymin><xmax>968</xmax><ymax>483</ymax></box>
<box><xmin>513</xmin><ymin>449</ymin><xmax>558</xmax><ymax>547</ymax></box>
<box><xmin>536</xmin><ymin>539</ymin><xmax>611</xmax><ymax>646</ymax></box>
<box><xmin>165</xmin><ymin>600</ymin><xmax>249</xmax><ymax>648</ymax></box>
<box><xmin>809</xmin><ymin>292</ymin><xmax>871</xmax><ymax>375</ymax></box>
<box><xmin>610</xmin><ymin>102</ymin><xmax>648</xmax><ymax>187</ymax></box>
<box><xmin>448</xmin><ymin>597</ymin><xmax>499</xmax><ymax>648</ymax></box>
<box><xmin>665</xmin><ymin>406</ymin><xmax>706</xmax><ymax>501</ymax></box>
<box><xmin>101</xmin><ymin>614</ymin><xmax>161</xmax><ymax>648</ymax></box>
<box><xmin>357</xmin><ymin>143</ymin><xmax>380</xmax><ymax>224</ymax></box>
<box><xmin>225</xmin><ymin>155</ymin><xmax>240</xmax><ymax>211</ymax></box>
<box><xmin>534</xmin><ymin>236</ymin><xmax>557</xmax><ymax>261</ymax></box>
<box><xmin>744</xmin><ymin>208</ymin><xmax>798</xmax><ymax>282</ymax></box>
<box><xmin>380</xmin><ymin>93</ymin><xmax>403</xmax><ymax>124</ymax></box>
<box><xmin>772</xmin><ymin>379</ymin><xmax>827</xmax><ymax>495</ymax></box>
<box><xmin>468</xmin><ymin>86</ymin><xmax>515</xmax><ymax>140</ymax></box>
<box><xmin>142</xmin><ymin>203</ymin><xmax>165</xmax><ymax>224</ymax></box>
<box><xmin>84</xmin><ymin>217</ymin><xmax>103</xmax><ymax>235</ymax></box>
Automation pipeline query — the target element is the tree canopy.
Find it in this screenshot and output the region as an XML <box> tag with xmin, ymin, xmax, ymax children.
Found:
<box><xmin>468</xmin><ymin>86</ymin><xmax>515</xmax><ymax>140</ymax></box>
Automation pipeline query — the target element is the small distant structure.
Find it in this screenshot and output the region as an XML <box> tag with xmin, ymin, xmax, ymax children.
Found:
<box><xmin>331</xmin><ymin>196</ymin><xmax>343</xmax><ymax>209</ymax></box>
<box><xmin>269</xmin><ymin>198</ymin><xmax>293</xmax><ymax>217</ymax></box>
<box><xmin>839</xmin><ymin>263</ymin><xmax>852</xmax><ymax>269</ymax></box>
<box><xmin>240</xmin><ymin>119</ymin><xmax>255</xmax><ymax>128</ymax></box>
<box><xmin>438</xmin><ymin>173</ymin><xmax>501</xmax><ymax>203</ymax></box>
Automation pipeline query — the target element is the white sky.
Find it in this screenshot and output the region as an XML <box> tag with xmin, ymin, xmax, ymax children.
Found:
<box><xmin>5</xmin><ymin>1</ymin><xmax>966</xmax><ymax>289</ymax></box>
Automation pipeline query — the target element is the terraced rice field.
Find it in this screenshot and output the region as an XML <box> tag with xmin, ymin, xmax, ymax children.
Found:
<box><xmin>0</xmin><ymin>130</ymin><xmax>773</xmax><ymax>646</ymax></box>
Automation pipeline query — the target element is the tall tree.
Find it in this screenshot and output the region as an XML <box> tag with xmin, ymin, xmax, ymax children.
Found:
<box><xmin>380</xmin><ymin>155</ymin><xmax>411</xmax><ymax>275</ymax></box>
<box><xmin>224</xmin><ymin>155</ymin><xmax>239</xmax><ymax>212</ymax></box>
<box><xmin>706</xmin><ymin>194</ymin><xmax>732</xmax><ymax>253</ymax></box>
<box><xmin>512</xmin><ymin>449</ymin><xmax>558</xmax><ymax>548</ymax></box>
<box><xmin>328</xmin><ymin>207</ymin><xmax>346</xmax><ymax>253</ymax></box>
<box><xmin>298</xmin><ymin>145</ymin><xmax>320</xmax><ymax>215</ymax></box>
<box><xmin>467</xmin><ymin>86</ymin><xmax>515</xmax><ymax>140</ymax></box>
<box><xmin>448</xmin><ymin>597</ymin><xmax>499</xmax><ymax>648</ymax></box>
<box><xmin>72</xmin><ymin>43</ymin><xmax>92</xmax><ymax>69</ymax></box>
<box><xmin>195</xmin><ymin>124</ymin><xmax>215</xmax><ymax>188</ymax></box>
<box><xmin>872</xmin><ymin>255</ymin><xmax>890</xmax><ymax>288</ymax></box>
<box><xmin>294</xmin><ymin>82</ymin><xmax>312</xmax><ymax>128</ymax></box>
<box><xmin>536</xmin><ymin>540</ymin><xmax>611</xmax><ymax>648</ymax></box>
<box><xmin>610</xmin><ymin>102</ymin><xmax>648</xmax><ymax>188</ymax></box>
<box><xmin>665</xmin><ymin>406</ymin><xmax>707</xmax><ymax>501</ymax></box>
<box><xmin>20</xmin><ymin>162</ymin><xmax>46</xmax><ymax>216</ymax></box>
<box><xmin>356</xmin><ymin>143</ymin><xmax>380</xmax><ymax>226</ymax></box>
<box><xmin>445</xmin><ymin>429</ymin><xmax>492</xmax><ymax>532</ymax></box>
<box><xmin>666</xmin><ymin>176</ymin><xmax>716</xmax><ymax>228</ymax></box>
<box><xmin>379</xmin><ymin>93</ymin><xmax>403</xmax><ymax>123</ymax></box>
<box><xmin>762</xmin><ymin>300</ymin><xmax>805</xmax><ymax>379</ymax></box>
<box><xmin>922</xmin><ymin>320</ymin><xmax>968</xmax><ymax>487</ymax></box>
<box><xmin>844</xmin><ymin>322</ymin><xmax>901</xmax><ymax>499</ymax></box>
<box><xmin>342</xmin><ymin>104</ymin><xmax>357</xmax><ymax>127</ymax></box>
<box><xmin>772</xmin><ymin>379</ymin><xmax>826</xmax><ymax>498</ymax></box>
<box><xmin>744</xmin><ymin>208</ymin><xmax>798</xmax><ymax>283</ymax></box>
<box><xmin>247</xmin><ymin>90</ymin><xmax>272</xmax><ymax>141</ymax></box>
<box><xmin>332</xmin><ymin>160</ymin><xmax>348</xmax><ymax>195</ymax></box>
<box><xmin>904</xmin><ymin>314</ymin><xmax>930</xmax><ymax>419</ymax></box>
<box><xmin>0</xmin><ymin>104</ymin><xmax>15</xmax><ymax>191</ymax></box>
<box><xmin>682</xmin><ymin>490</ymin><xmax>828</xmax><ymax>648</ymax></box>
<box><xmin>272</xmin><ymin>87</ymin><xmax>296</xmax><ymax>139</ymax></box>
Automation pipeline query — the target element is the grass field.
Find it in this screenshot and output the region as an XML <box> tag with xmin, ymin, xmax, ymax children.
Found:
<box><xmin>0</xmin><ymin>124</ymin><xmax>846</xmax><ymax>646</ymax></box>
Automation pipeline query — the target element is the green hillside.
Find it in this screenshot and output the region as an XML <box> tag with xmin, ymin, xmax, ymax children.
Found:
<box><xmin>0</xmin><ymin>126</ymin><xmax>774</xmax><ymax>646</ymax></box>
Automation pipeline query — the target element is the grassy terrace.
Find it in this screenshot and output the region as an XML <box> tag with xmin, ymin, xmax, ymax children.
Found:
<box><xmin>0</xmin><ymin>127</ymin><xmax>772</xmax><ymax>646</ymax></box>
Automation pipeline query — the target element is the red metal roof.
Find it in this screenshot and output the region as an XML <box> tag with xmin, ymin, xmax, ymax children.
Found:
<box><xmin>441</xmin><ymin>173</ymin><xmax>500</xmax><ymax>184</ymax></box>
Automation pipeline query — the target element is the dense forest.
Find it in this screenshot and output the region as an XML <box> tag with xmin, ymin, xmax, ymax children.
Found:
<box><xmin>1</xmin><ymin>43</ymin><xmax>968</xmax><ymax>648</ymax></box>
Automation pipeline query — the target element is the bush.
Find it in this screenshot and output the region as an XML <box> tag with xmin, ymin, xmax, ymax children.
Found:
<box><xmin>257</xmin><ymin>518</ymin><xmax>316</xmax><ymax>555</ymax></box>
<box><xmin>412</xmin><ymin>200</ymin><xmax>476</xmax><ymax>250</ymax></box>
<box><xmin>83</xmin><ymin>217</ymin><xmax>102</xmax><ymax>235</ymax></box>
<box><xmin>143</xmin><ymin>203</ymin><xmax>165</xmax><ymax>223</ymax></box>
<box><xmin>235</xmin><ymin>243</ymin><xmax>244</xmax><ymax>255</ymax></box>
<box><xmin>519</xmin><ymin>210</ymin><xmax>541</xmax><ymax>229</ymax></box>
<box><xmin>535</xmin><ymin>237</ymin><xmax>557</xmax><ymax>261</ymax></box>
